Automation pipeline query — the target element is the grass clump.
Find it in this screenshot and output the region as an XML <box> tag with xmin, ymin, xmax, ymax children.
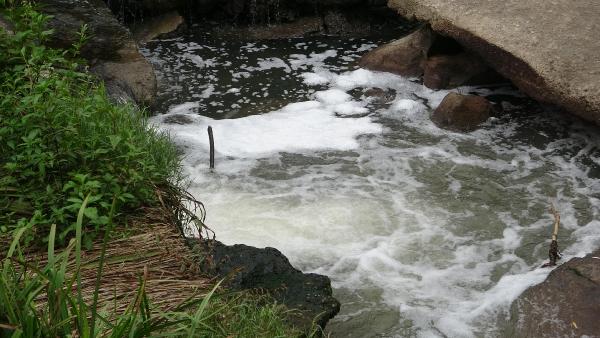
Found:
<box><xmin>0</xmin><ymin>2</ymin><xmax>181</xmax><ymax>246</ymax></box>
<box><xmin>0</xmin><ymin>202</ymin><xmax>305</xmax><ymax>337</ymax></box>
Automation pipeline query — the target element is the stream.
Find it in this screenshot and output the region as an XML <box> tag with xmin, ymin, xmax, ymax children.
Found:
<box><xmin>141</xmin><ymin>27</ymin><xmax>600</xmax><ymax>337</ymax></box>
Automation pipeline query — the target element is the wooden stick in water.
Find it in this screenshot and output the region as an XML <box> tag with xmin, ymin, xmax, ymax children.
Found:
<box><xmin>208</xmin><ymin>126</ymin><xmax>215</xmax><ymax>169</ymax></box>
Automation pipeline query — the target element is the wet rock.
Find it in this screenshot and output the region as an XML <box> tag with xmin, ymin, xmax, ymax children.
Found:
<box><xmin>364</xmin><ymin>87</ymin><xmax>396</xmax><ymax>104</ymax></box>
<box><xmin>388</xmin><ymin>0</ymin><xmax>600</xmax><ymax>124</ymax></box>
<box><xmin>201</xmin><ymin>240</ymin><xmax>341</xmax><ymax>332</ymax></box>
<box><xmin>358</xmin><ymin>25</ymin><xmax>433</xmax><ymax>77</ymax></box>
<box><xmin>423</xmin><ymin>52</ymin><xmax>489</xmax><ymax>89</ymax></box>
<box><xmin>38</xmin><ymin>0</ymin><xmax>157</xmax><ymax>106</ymax></box>
<box><xmin>131</xmin><ymin>11</ymin><xmax>184</xmax><ymax>44</ymax></box>
<box><xmin>431</xmin><ymin>92</ymin><xmax>491</xmax><ymax>132</ymax></box>
<box><xmin>508</xmin><ymin>249</ymin><xmax>600</xmax><ymax>338</ymax></box>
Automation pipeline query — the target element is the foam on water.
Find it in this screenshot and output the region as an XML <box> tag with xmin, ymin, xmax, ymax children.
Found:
<box><xmin>143</xmin><ymin>34</ymin><xmax>600</xmax><ymax>337</ymax></box>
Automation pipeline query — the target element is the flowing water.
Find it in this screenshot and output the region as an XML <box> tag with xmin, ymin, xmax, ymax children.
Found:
<box><xmin>141</xmin><ymin>28</ymin><xmax>600</xmax><ymax>337</ymax></box>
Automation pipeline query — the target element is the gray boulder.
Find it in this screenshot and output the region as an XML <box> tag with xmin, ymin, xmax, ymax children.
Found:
<box><xmin>508</xmin><ymin>248</ymin><xmax>600</xmax><ymax>338</ymax></box>
<box><xmin>359</xmin><ymin>25</ymin><xmax>433</xmax><ymax>77</ymax></box>
<box><xmin>431</xmin><ymin>92</ymin><xmax>491</xmax><ymax>132</ymax></box>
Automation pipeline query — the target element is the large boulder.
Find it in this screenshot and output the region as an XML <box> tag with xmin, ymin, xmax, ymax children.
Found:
<box><xmin>36</xmin><ymin>0</ymin><xmax>157</xmax><ymax>105</ymax></box>
<box><xmin>200</xmin><ymin>240</ymin><xmax>341</xmax><ymax>332</ymax></box>
<box><xmin>359</xmin><ymin>25</ymin><xmax>433</xmax><ymax>77</ymax></box>
<box><xmin>423</xmin><ymin>52</ymin><xmax>489</xmax><ymax>89</ymax></box>
<box><xmin>431</xmin><ymin>92</ymin><xmax>491</xmax><ymax>132</ymax></box>
<box><xmin>388</xmin><ymin>0</ymin><xmax>600</xmax><ymax>124</ymax></box>
<box><xmin>507</xmin><ymin>249</ymin><xmax>600</xmax><ymax>337</ymax></box>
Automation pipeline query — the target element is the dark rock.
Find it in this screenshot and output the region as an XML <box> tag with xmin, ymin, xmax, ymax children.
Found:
<box><xmin>201</xmin><ymin>240</ymin><xmax>341</xmax><ymax>332</ymax></box>
<box><xmin>359</xmin><ymin>25</ymin><xmax>433</xmax><ymax>77</ymax></box>
<box><xmin>131</xmin><ymin>11</ymin><xmax>184</xmax><ymax>43</ymax></box>
<box><xmin>423</xmin><ymin>52</ymin><xmax>489</xmax><ymax>89</ymax></box>
<box><xmin>507</xmin><ymin>249</ymin><xmax>600</xmax><ymax>338</ymax></box>
<box><xmin>37</xmin><ymin>0</ymin><xmax>157</xmax><ymax>106</ymax></box>
<box><xmin>431</xmin><ymin>92</ymin><xmax>491</xmax><ymax>132</ymax></box>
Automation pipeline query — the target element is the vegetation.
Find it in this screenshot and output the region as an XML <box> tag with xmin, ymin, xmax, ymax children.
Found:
<box><xmin>0</xmin><ymin>3</ymin><xmax>309</xmax><ymax>337</ymax></box>
<box><xmin>0</xmin><ymin>200</ymin><xmax>305</xmax><ymax>337</ymax></box>
<box><xmin>0</xmin><ymin>2</ymin><xmax>181</xmax><ymax>247</ymax></box>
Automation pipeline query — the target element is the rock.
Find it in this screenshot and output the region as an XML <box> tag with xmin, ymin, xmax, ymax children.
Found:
<box><xmin>423</xmin><ymin>52</ymin><xmax>489</xmax><ymax>89</ymax></box>
<box><xmin>364</xmin><ymin>87</ymin><xmax>396</xmax><ymax>104</ymax></box>
<box><xmin>90</xmin><ymin>44</ymin><xmax>157</xmax><ymax>105</ymax></box>
<box><xmin>131</xmin><ymin>11</ymin><xmax>184</xmax><ymax>44</ymax></box>
<box><xmin>358</xmin><ymin>25</ymin><xmax>433</xmax><ymax>77</ymax></box>
<box><xmin>39</xmin><ymin>0</ymin><xmax>131</xmax><ymax>60</ymax></box>
<box><xmin>38</xmin><ymin>0</ymin><xmax>157</xmax><ymax>106</ymax></box>
<box><xmin>388</xmin><ymin>0</ymin><xmax>600</xmax><ymax>124</ymax></box>
<box><xmin>431</xmin><ymin>92</ymin><xmax>491</xmax><ymax>132</ymax></box>
<box><xmin>200</xmin><ymin>240</ymin><xmax>341</xmax><ymax>332</ymax></box>
<box><xmin>508</xmin><ymin>249</ymin><xmax>600</xmax><ymax>338</ymax></box>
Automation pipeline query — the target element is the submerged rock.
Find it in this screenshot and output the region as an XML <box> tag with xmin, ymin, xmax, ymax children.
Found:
<box><xmin>508</xmin><ymin>248</ymin><xmax>600</xmax><ymax>337</ymax></box>
<box><xmin>38</xmin><ymin>0</ymin><xmax>157</xmax><ymax>106</ymax></box>
<box><xmin>423</xmin><ymin>52</ymin><xmax>489</xmax><ymax>89</ymax></box>
<box><xmin>358</xmin><ymin>25</ymin><xmax>433</xmax><ymax>77</ymax></box>
<box><xmin>201</xmin><ymin>240</ymin><xmax>341</xmax><ymax>332</ymax></box>
<box><xmin>431</xmin><ymin>92</ymin><xmax>491</xmax><ymax>132</ymax></box>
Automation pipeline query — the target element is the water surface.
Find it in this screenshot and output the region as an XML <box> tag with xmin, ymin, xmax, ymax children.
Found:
<box><xmin>142</xmin><ymin>29</ymin><xmax>600</xmax><ymax>337</ymax></box>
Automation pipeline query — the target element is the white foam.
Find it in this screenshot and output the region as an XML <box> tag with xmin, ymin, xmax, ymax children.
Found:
<box><xmin>154</xmin><ymin>100</ymin><xmax>381</xmax><ymax>158</ymax></box>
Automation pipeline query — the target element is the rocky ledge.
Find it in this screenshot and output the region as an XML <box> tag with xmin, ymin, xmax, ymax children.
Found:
<box><xmin>36</xmin><ymin>0</ymin><xmax>157</xmax><ymax>106</ymax></box>
<box><xmin>507</xmin><ymin>248</ymin><xmax>600</xmax><ymax>337</ymax></box>
<box><xmin>199</xmin><ymin>240</ymin><xmax>341</xmax><ymax>333</ymax></box>
<box><xmin>387</xmin><ymin>0</ymin><xmax>600</xmax><ymax>124</ymax></box>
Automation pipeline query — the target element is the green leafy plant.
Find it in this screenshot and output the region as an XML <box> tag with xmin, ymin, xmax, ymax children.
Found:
<box><xmin>0</xmin><ymin>3</ymin><xmax>182</xmax><ymax>246</ymax></box>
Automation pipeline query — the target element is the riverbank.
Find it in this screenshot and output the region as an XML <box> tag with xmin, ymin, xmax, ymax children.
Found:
<box><xmin>0</xmin><ymin>4</ymin><xmax>336</xmax><ymax>336</ymax></box>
